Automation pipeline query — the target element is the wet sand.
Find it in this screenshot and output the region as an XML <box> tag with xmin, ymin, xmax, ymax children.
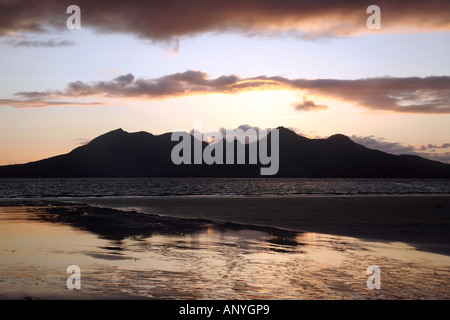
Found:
<box><xmin>0</xmin><ymin>201</ymin><xmax>449</xmax><ymax>300</ymax></box>
<box><xmin>74</xmin><ymin>195</ymin><xmax>450</xmax><ymax>256</ymax></box>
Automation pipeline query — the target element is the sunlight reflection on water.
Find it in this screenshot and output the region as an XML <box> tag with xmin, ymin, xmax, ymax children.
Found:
<box><xmin>0</xmin><ymin>206</ymin><xmax>449</xmax><ymax>299</ymax></box>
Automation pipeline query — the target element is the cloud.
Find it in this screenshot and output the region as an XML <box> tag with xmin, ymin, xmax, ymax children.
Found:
<box><xmin>5</xmin><ymin>37</ymin><xmax>75</xmax><ymax>47</ymax></box>
<box><xmin>74</xmin><ymin>137</ymin><xmax>91</xmax><ymax>146</ymax></box>
<box><xmin>350</xmin><ymin>135</ymin><xmax>418</xmax><ymax>154</ymax></box>
<box><xmin>419</xmin><ymin>143</ymin><xmax>450</xmax><ymax>150</ymax></box>
<box><xmin>351</xmin><ymin>135</ymin><xmax>450</xmax><ymax>163</ymax></box>
<box><xmin>292</xmin><ymin>97</ymin><xmax>328</xmax><ymax>111</ymax></box>
<box><xmin>13</xmin><ymin>91</ymin><xmax>53</xmax><ymax>99</ymax></box>
<box><xmin>189</xmin><ymin>124</ymin><xmax>273</xmax><ymax>144</ymax></box>
<box><xmin>295</xmin><ymin>76</ymin><xmax>450</xmax><ymax>114</ymax></box>
<box><xmin>0</xmin><ymin>1</ymin><xmax>449</xmax><ymax>42</ymax></box>
<box><xmin>0</xmin><ymin>98</ymin><xmax>103</xmax><ymax>108</ymax></box>
<box><xmin>2</xmin><ymin>71</ymin><xmax>449</xmax><ymax>114</ymax></box>
<box><xmin>425</xmin><ymin>152</ymin><xmax>450</xmax><ymax>163</ymax></box>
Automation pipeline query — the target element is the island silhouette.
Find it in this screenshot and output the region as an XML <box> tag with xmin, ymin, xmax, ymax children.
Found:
<box><xmin>0</xmin><ymin>127</ymin><xmax>449</xmax><ymax>178</ymax></box>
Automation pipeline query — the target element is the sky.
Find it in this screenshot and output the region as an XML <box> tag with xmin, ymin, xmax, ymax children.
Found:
<box><xmin>0</xmin><ymin>0</ymin><xmax>449</xmax><ymax>165</ymax></box>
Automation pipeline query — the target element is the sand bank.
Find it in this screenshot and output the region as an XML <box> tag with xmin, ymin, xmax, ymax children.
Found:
<box><xmin>74</xmin><ymin>195</ymin><xmax>450</xmax><ymax>255</ymax></box>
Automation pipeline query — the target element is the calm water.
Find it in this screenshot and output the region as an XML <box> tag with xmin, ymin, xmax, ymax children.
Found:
<box><xmin>1</xmin><ymin>205</ymin><xmax>449</xmax><ymax>299</ymax></box>
<box><xmin>0</xmin><ymin>178</ymin><xmax>449</xmax><ymax>198</ymax></box>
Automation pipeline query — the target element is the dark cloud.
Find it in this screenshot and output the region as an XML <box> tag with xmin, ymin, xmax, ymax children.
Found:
<box><xmin>350</xmin><ymin>135</ymin><xmax>418</xmax><ymax>155</ymax></box>
<box><xmin>425</xmin><ymin>152</ymin><xmax>450</xmax><ymax>163</ymax></box>
<box><xmin>1</xmin><ymin>71</ymin><xmax>449</xmax><ymax>114</ymax></box>
<box><xmin>290</xmin><ymin>76</ymin><xmax>450</xmax><ymax>114</ymax></box>
<box><xmin>13</xmin><ymin>91</ymin><xmax>52</xmax><ymax>99</ymax></box>
<box><xmin>419</xmin><ymin>143</ymin><xmax>450</xmax><ymax>150</ymax></box>
<box><xmin>351</xmin><ymin>135</ymin><xmax>450</xmax><ymax>164</ymax></box>
<box><xmin>0</xmin><ymin>1</ymin><xmax>449</xmax><ymax>41</ymax></box>
<box><xmin>61</xmin><ymin>71</ymin><xmax>245</xmax><ymax>98</ymax></box>
<box><xmin>292</xmin><ymin>97</ymin><xmax>328</xmax><ymax>111</ymax></box>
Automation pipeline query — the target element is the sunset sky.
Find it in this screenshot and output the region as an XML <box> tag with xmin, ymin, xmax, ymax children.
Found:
<box><xmin>0</xmin><ymin>0</ymin><xmax>449</xmax><ymax>165</ymax></box>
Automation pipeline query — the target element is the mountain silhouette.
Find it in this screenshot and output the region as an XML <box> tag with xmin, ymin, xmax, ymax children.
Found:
<box><xmin>0</xmin><ymin>127</ymin><xmax>449</xmax><ymax>178</ymax></box>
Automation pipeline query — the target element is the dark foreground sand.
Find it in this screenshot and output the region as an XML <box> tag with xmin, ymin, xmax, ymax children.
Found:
<box><xmin>76</xmin><ymin>195</ymin><xmax>450</xmax><ymax>255</ymax></box>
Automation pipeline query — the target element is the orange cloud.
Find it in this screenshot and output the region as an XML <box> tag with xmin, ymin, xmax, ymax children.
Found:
<box><xmin>1</xmin><ymin>71</ymin><xmax>450</xmax><ymax>114</ymax></box>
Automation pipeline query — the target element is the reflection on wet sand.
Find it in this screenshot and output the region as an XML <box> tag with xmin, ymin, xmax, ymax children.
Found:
<box><xmin>0</xmin><ymin>201</ymin><xmax>449</xmax><ymax>299</ymax></box>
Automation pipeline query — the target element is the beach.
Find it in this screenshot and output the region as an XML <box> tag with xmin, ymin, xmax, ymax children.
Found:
<box><xmin>0</xmin><ymin>195</ymin><xmax>449</xmax><ymax>300</ymax></box>
<box><xmin>75</xmin><ymin>195</ymin><xmax>450</xmax><ymax>255</ymax></box>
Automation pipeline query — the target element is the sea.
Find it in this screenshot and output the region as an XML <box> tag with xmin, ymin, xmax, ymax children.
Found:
<box><xmin>0</xmin><ymin>177</ymin><xmax>449</xmax><ymax>198</ymax></box>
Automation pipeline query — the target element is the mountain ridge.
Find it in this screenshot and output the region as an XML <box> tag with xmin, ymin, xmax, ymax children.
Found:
<box><xmin>0</xmin><ymin>127</ymin><xmax>449</xmax><ymax>178</ymax></box>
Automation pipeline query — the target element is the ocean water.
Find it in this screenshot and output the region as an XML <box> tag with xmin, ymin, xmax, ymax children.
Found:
<box><xmin>0</xmin><ymin>178</ymin><xmax>449</xmax><ymax>198</ymax></box>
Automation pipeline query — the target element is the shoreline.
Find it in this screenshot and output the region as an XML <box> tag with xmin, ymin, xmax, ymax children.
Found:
<box><xmin>2</xmin><ymin>193</ymin><xmax>450</xmax><ymax>200</ymax></box>
<box><xmin>68</xmin><ymin>195</ymin><xmax>450</xmax><ymax>256</ymax></box>
<box><xmin>1</xmin><ymin>195</ymin><xmax>449</xmax><ymax>256</ymax></box>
